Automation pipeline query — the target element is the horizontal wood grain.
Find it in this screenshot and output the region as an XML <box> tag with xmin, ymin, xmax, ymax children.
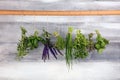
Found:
<box><xmin>0</xmin><ymin>1</ymin><xmax>120</xmax><ymax>10</ymax></box>
<box><xmin>0</xmin><ymin>15</ymin><xmax>120</xmax><ymax>23</ymax></box>
<box><xmin>0</xmin><ymin>10</ymin><xmax>120</xmax><ymax>16</ymax></box>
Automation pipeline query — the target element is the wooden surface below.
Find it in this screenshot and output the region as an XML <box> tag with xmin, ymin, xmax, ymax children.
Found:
<box><xmin>0</xmin><ymin>10</ymin><xmax>120</xmax><ymax>16</ymax></box>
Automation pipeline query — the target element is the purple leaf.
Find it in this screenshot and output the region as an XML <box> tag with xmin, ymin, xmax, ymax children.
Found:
<box><xmin>56</xmin><ymin>49</ymin><xmax>63</xmax><ymax>55</ymax></box>
<box><xmin>53</xmin><ymin>47</ymin><xmax>58</xmax><ymax>55</ymax></box>
<box><xmin>42</xmin><ymin>45</ymin><xmax>47</xmax><ymax>61</ymax></box>
<box><xmin>46</xmin><ymin>45</ymin><xmax>50</xmax><ymax>59</ymax></box>
<box><xmin>49</xmin><ymin>47</ymin><xmax>57</xmax><ymax>59</ymax></box>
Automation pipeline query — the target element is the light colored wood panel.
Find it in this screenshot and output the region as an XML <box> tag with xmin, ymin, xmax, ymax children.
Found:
<box><xmin>0</xmin><ymin>1</ymin><xmax>120</xmax><ymax>10</ymax></box>
<box><xmin>0</xmin><ymin>10</ymin><xmax>120</xmax><ymax>16</ymax></box>
<box><xmin>0</xmin><ymin>43</ymin><xmax>120</xmax><ymax>62</ymax></box>
<box><xmin>0</xmin><ymin>15</ymin><xmax>120</xmax><ymax>23</ymax></box>
<box><xmin>0</xmin><ymin>22</ymin><xmax>120</xmax><ymax>42</ymax></box>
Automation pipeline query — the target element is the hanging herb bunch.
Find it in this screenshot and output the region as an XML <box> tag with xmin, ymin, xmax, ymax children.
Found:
<box><xmin>41</xmin><ymin>29</ymin><xmax>63</xmax><ymax>61</ymax></box>
<box><xmin>95</xmin><ymin>30</ymin><xmax>109</xmax><ymax>53</ymax></box>
<box><xmin>65</xmin><ymin>27</ymin><xmax>74</xmax><ymax>67</ymax></box>
<box><xmin>17</xmin><ymin>27</ymin><xmax>109</xmax><ymax>66</ymax></box>
<box><xmin>17</xmin><ymin>27</ymin><xmax>40</xmax><ymax>59</ymax></box>
<box><xmin>17</xmin><ymin>27</ymin><xmax>63</xmax><ymax>61</ymax></box>
<box><xmin>73</xmin><ymin>30</ymin><xmax>89</xmax><ymax>59</ymax></box>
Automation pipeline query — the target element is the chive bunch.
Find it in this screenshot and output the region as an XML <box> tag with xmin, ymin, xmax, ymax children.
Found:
<box><xmin>65</xmin><ymin>27</ymin><xmax>73</xmax><ymax>67</ymax></box>
<box><xmin>17</xmin><ymin>27</ymin><xmax>109</xmax><ymax>67</ymax></box>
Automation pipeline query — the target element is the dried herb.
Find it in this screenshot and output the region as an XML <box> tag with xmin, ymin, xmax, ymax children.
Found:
<box><xmin>95</xmin><ymin>30</ymin><xmax>109</xmax><ymax>53</ymax></box>
<box><xmin>73</xmin><ymin>30</ymin><xmax>89</xmax><ymax>59</ymax></box>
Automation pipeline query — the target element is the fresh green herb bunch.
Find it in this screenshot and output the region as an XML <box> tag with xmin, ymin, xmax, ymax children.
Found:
<box><xmin>17</xmin><ymin>26</ymin><xmax>109</xmax><ymax>67</ymax></box>
<box><xmin>95</xmin><ymin>30</ymin><xmax>109</xmax><ymax>53</ymax></box>
<box><xmin>65</xmin><ymin>27</ymin><xmax>73</xmax><ymax>67</ymax></box>
<box><xmin>27</xmin><ymin>31</ymin><xmax>40</xmax><ymax>50</ymax></box>
<box><xmin>41</xmin><ymin>30</ymin><xmax>63</xmax><ymax>61</ymax></box>
<box><xmin>17</xmin><ymin>27</ymin><xmax>40</xmax><ymax>59</ymax></box>
<box><xmin>73</xmin><ymin>30</ymin><xmax>89</xmax><ymax>59</ymax></box>
<box><xmin>53</xmin><ymin>32</ymin><xmax>65</xmax><ymax>50</ymax></box>
<box><xmin>17</xmin><ymin>27</ymin><xmax>29</xmax><ymax>58</ymax></box>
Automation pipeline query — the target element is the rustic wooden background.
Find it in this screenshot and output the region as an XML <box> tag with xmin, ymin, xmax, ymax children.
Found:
<box><xmin>0</xmin><ymin>0</ymin><xmax>119</xmax><ymax>80</ymax></box>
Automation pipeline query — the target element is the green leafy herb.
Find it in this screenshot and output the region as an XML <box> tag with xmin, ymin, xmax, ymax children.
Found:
<box><xmin>27</xmin><ymin>31</ymin><xmax>39</xmax><ymax>50</ymax></box>
<box><xmin>95</xmin><ymin>30</ymin><xmax>109</xmax><ymax>53</ymax></box>
<box><xmin>17</xmin><ymin>26</ymin><xmax>109</xmax><ymax>67</ymax></box>
<box><xmin>73</xmin><ymin>30</ymin><xmax>89</xmax><ymax>59</ymax></box>
<box><xmin>65</xmin><ymin>27</ymin><xmax>73</xmax><ymax>67</ymax></box>
<box><xmin>53</xmin><ymin>32</ymin><xmax>65</xmax><ymax>50</ymax></box>
<box><xmin>17</xmin><ymin>27</ymin><xmax>29</xmax><ymax>59</ymax></box>
<box><xmin>17</xmin><ymin>27</ymin><xmax>40</xmax><ymax>59</ymax></box>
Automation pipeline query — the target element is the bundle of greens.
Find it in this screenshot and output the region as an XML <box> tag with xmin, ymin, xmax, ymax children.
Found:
<box><xmin>65</xmin><ymin>27</ymin><xmax>73</xmax><ymax>67</ymax></box>
<box><xmin>27</xmin><ymin>31</ymin><xmax>40</xmax><ymax>50</ymax></box>
<box><xmin>17</xmin><ymin>27</ymin><xmax>40</xmax><ymax>59</ymax></box>
<box><xmin>95</xmin><ymin>30</ymin><xmax>109</xmax><ymax>53</ymax></box>
<box><xmin>53</xmin><ymin>32</ymin><xmax>65</xmax><ymax>50</ymax></box>
<box><xmin>73</xmin><ymin>30</ymin><xmax>89</xmax><ymax>59</ymax></box>
<box><xmin>41</xmin><ymin>30</ymin><xmax>63</xmax><ymax>61</ymax></box>
<box><xmin>17</xmin><ymin>27</ymin><xmax>28</xmax><ymax>59</ymax></box>
<box><xmin>17</xmin><ymin>27</ymin><xmax>109</xmax><ymax>66</ymax></box>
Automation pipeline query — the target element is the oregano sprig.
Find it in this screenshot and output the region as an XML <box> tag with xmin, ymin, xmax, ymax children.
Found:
<box><xmin>73</xmin><ymin>30</ymin><xmax>89</xmax><ymax>59</ymax></box>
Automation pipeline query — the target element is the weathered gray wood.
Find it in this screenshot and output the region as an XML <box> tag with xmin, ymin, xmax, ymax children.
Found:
<box><xmin>1</xmin><ymin>0</ymin><xmax>120</xmax><ymax>1</ymax></box>
<box><xmin>0</xmin><ymin>61</ymin><xmax>119</xmax><ymax>80</ymax></box>
<box><xmin>0</xmin><ymin>1</ymin><xmax>120</xmax><ymax>10</ymax></box>
<box><xmin>0</xmin><ymin>15</ymin><xmax>120</xmax><ymax>23</ymax></box>
<box><xmin>0</xmin><ymin>42</ymin><xmax>119</xmax><ymax>62</ymax></box>
<box><xmin>0</xmin><ymin>22</ymin><xmax>120</xmax><ymax>42</ymax></box>
<box><xmin>0</xmin><ymin>1</ymin><xmax>119</xmax><ymax>80</ymax></box>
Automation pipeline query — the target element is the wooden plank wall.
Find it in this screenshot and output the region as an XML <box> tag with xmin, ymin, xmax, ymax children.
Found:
<box><xmin>0</xmin><ymin>0</ymin><xmax>120</xmax><ymax>62</ymax></box>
